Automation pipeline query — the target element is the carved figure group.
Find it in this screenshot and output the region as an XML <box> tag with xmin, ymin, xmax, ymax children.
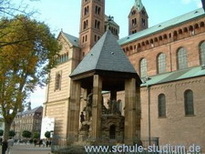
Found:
<box><xmin>83</xmin><ymin>93</ymin><xmax>93</xmax><ymax>121</ymax></box>
<box><xmin>107</xmin><ymin>99</ymin><xmax>122</xmax><ymax>115</ymax></box>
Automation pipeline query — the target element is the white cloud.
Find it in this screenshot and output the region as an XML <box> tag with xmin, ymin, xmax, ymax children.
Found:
<box><xmin>30</xmin><ymin>86</ymin><xmax>46</xmax><ymax>108</ymax></box>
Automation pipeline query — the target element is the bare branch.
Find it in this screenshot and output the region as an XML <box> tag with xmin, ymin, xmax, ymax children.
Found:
<box><xmin>0</xmin><ymin>0</ymin><xmax>36</xmax><ymax>18</ymax></box>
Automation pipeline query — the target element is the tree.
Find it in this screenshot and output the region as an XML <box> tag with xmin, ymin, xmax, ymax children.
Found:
<box><xmin>0</xmin><ymin>0</ymin><xmax>38</xmax><ymax>48</ymax></box>
<box><xmin>9</xmin><ymin>130</ymin><xmax>16</xmax><ymax>137</ymax></box>
<box><xmin>0</xmin><ymin>0</ymin><xmax>36</xmax><ymax>17</ymax></box>
<box><xmin>0</xmin><ymin>15</ymin><xmax>61</xmax><ymax>141</ymax></box>
<box><xmin>22</xmin><ymin>130</ymin><xmax>32</xmax><ymax>139</ymax></box>
<box><xmin>33</xmin><ymin>132</ymin><xmax>40</xmax><ymax>139</ymax></box>
<box><xmin>44</xmin><ymin>131</ymin><xmax>51</xmax><ymax>139</ymax></box>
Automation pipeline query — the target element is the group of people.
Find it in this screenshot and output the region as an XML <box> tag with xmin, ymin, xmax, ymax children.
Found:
<box><xmin>33</xmin><ymin>139</ymin><xmax>51</xmax><ymax>147</ymax></box>
<box><xmin>1</xmin><ymin>138</ymin><xmax>52</xmax><ymax>154</ymax></box>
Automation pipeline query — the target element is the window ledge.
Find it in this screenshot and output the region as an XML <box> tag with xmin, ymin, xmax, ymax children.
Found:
<box><xmin>158</xmin><ymin>116</ymin><xmax>167</xmax><ymax>119</ymax></box>
<box><xmin>185</xmin><ymin>114</ymin><xmax>195</xmax><ymax>117</ymax></box>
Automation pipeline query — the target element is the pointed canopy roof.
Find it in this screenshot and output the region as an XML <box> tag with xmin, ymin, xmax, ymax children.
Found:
<box><xmin>70</xmin><ymin>30</ymin><xmax>140</xmax><ymax>80</ymax></box>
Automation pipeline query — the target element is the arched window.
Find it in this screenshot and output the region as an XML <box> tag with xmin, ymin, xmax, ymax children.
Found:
<box><xmin>177</xmin><ymin>47</ymin><xmax>188</xmax><ymax>70</ymax></box>
<box><xmin>189</xmin><ymin>25</ymin><xmax>194</xmax><ymax>35</ymax></box>
<box><xmin>173</xmin><ymin>31</ymin><xmax>178</xmax><ymax>40</ymax></box>
<box><xmin>200</xmin><ymin>41</ymin><xmax>205</xmax><ymax>66</ymax></box>
<box><xmin>132</xmin><ymin>18</ymin><xmax>137</xmax><ymax>26</ymax></box>
<box><xmin>84</xmin><ymin>6</ymin><xmax>89</xmax><ymax>16</ymax></box>
<box><xmin>158</xmin><ymin>94</ymin><xmax>166</xmax><ymax>117</ymax></box>
<box><xmin>140</xmin><ymin>58</ymin><xmax>147</xmax><ymax>78</ymax></box>
<box><xmin>183</xmin><ymin>27</ymin><xmax>188</xmax><ymax>33</ymax></box>
<box><xmin>95</xmin><ymin>20</ymin><xmax>100</xmax><ymax>29</ymax></box>
<box><xmin>55</xmin><ymin>72</ymin><xmax>62</xmax><ymax>90</ymax></box>
<box><xmin>150</xmin><ymin>39</ymin><xmax>154</xmax><ymax>47</ymax></box>
<box><xmin>83</xmin><ymin>20</ymin><xmax>88</xmax><ymax>29</ymax></box>
<box><xmin>184</xmin><ymin>90</ymin><xmax>194</xmax><ymax>116</ymax></box>
<box><xmin>137</xmin><ymin>43</ymin><xmax>141</xmax><ymax>51</ymax></box>
<box><xmin>95</xmin><ymin>6</ymin><xmax>101</xmax><ymax>15</ymax></box>
<box><xmin>157</xmin><ymin>53</ymin><xmax>166</xmax><ymax>74</ymax></box>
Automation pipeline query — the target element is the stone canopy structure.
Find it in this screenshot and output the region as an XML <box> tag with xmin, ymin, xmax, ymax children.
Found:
<box><xmin>69</xmin><ymin>30</ymin><xmax>141</xmax><ymax>144</ymax></box>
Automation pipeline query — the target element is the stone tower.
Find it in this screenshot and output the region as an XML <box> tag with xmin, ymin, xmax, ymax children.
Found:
<box><xmin>128</xmin><ymin>0</ymin><xmax>148</xmax><ymax>35</ymax></box>
<box><xmin>79</xmin><ymin>0</ymin><xmax>105</xmax><ymax>55</ymax></box>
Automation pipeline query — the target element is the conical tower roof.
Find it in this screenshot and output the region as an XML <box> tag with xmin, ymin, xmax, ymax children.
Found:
<box><xmin>134</xmin><ymin>0</ymin><xmax>144</xmax><ymax>11</ymax></box>
<box><xmin>70</xmin><ymin>30</ymin><xmax>139</xmax><ymax>80</ymax></box>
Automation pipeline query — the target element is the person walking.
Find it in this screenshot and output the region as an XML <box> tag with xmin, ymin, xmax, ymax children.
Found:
<box><xmin>2</xmin><ymin>140</ymin><xmax>8</xmax><ymax>154</ymax></box>
<box><xmin>34</xmin><ymin>139</ymin><xmax>37</xmax><ymax>146</ymax></box>
<box><xmin>7</xmin><ymin>138</ymin><xmax>14</xmax><ymax>154</ymax></box>
<box><xmin>39</xmin><ymin>139</ymin><xmax>42</xmax><ymax>147</ymax></box>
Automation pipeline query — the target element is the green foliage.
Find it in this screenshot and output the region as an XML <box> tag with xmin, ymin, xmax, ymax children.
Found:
<box><xmin>0</xmin><ymin>15</ymin><xmax>61</xmax><ymax>141</ymax></box>
<box><xmin>33</xmin><ymin>132</ymin><xmax>40</xmax><ymax>139</ymax></box>
<box><xmin>44</xmin><ymin>131</ymin><xmax>51</xmax><ymax>139</ymax></box>
<box><xmin>9</xmin><ymin>130</ymin><xmax>16</xmax><ymax>137</ymax></box>
<box><xmin>22</xmin><ymin>130</ymin><xmax>32</xmax><ymax>138</ymax></box>
<box><xmin>0</xmin><ymin>129</ymin><xmax>3</xmax><ymax>136</ymax></box>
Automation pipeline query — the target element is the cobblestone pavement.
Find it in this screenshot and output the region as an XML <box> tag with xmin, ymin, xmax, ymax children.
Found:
<box><xmin>1</xmin><ymin>144</ymin><xmax>52</xmax><ymax>154</ymax></box>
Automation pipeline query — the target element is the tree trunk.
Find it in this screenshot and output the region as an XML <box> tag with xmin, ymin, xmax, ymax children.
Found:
<box><xmin>3</xmin><ymin>120</ymin><xmax>12</xmax><ymax>141</ymax></box>
<box><xmin>2</xmin><ymin>120</ymin><xmax>12</xmax><ymax>154</ymax></box>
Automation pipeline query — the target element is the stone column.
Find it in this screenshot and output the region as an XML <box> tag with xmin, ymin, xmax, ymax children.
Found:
<box><xmin>91</xmin><ymin>75</ymin><xmax>102</xmax><ymax>142</ymax></box>
<box><xmin>43</xmin><ymin>85</ymin><xmax>49</xmax><ymax>117</ymax></box>
<box><xmin>42</xmin><ymin>102</ymin><xmax>47</xmax><ymax>117</ymax></box>
<box><xmin>136</xmin><ymin>87</ymin><xmax>141</xmax><ymax>140</ymax></box>
<box><xmin>67</xmin><ymin>80</ymin><xmax>81</xmax><ymax>142</ymax></box>
<box><xmin>124</xmin><ymin>78</ymin><xmax>137</xmax><ymax>144</ymax></box>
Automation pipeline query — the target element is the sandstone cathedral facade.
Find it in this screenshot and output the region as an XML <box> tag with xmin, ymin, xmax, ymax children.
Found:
<box><xmin>43</xmin><ymin>0</ymin><xmax>205</xmax><ymax>151</ymax></box>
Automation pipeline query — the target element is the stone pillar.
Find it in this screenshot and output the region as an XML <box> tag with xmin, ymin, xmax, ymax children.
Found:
<box><xmin>91</xmin><ymin>75</ymin><xmax>102</xmax><ymax>142</ymax></box>
<box><xmin>42</xmin><ymin>102</ymin><xmax>47</xmax><ymax>117</ymax></box>
<box><xmin>124</xmin><ymin>78</ymin><xmax>137</xmax><ymax>144</ymax></box>
<box><xmin>136</xmin><ymin>87</ymin><xmax>141</xmax><ymax>140</ymax></box>
<box><xmin>67</xmin><ymin>80</ymin><xmax>81</xmax><ymax>142</ymax></box>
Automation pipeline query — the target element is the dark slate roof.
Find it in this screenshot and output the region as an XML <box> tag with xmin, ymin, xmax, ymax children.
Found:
<box><xmin>119</xmin><ymin>8</ymin><xmax>205</xmax><ymax>45</ymax></box>
<box><xmin>141</xmin><ymin>66</ymin><xmax>205</xmax><ymax>87</ymax></box>
<box><xmin>70</xmin><ymin>30</ymin><xmax>137</xmax><ymax>77</ymax></box>
<box><xmin>61</xmin><ymin>32</ymin><xmax>79</xmax><ymax>47</ymax></box>
<box><xmin>17</xmin><ymin>106</ymin><xmax>43</xmax><ymax>116</ymax></box>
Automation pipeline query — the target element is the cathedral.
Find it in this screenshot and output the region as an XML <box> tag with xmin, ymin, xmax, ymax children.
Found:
<box><xmin>43</xmin><ymin>0</ymin><xmax>205</xmax><ymax>151</ymax></box>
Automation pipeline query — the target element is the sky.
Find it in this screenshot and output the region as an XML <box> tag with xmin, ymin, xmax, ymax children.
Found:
<box><xmin>12</xmin><ymin>0</ymin><xmax>203</xmax><ymax>108</ymax></box>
